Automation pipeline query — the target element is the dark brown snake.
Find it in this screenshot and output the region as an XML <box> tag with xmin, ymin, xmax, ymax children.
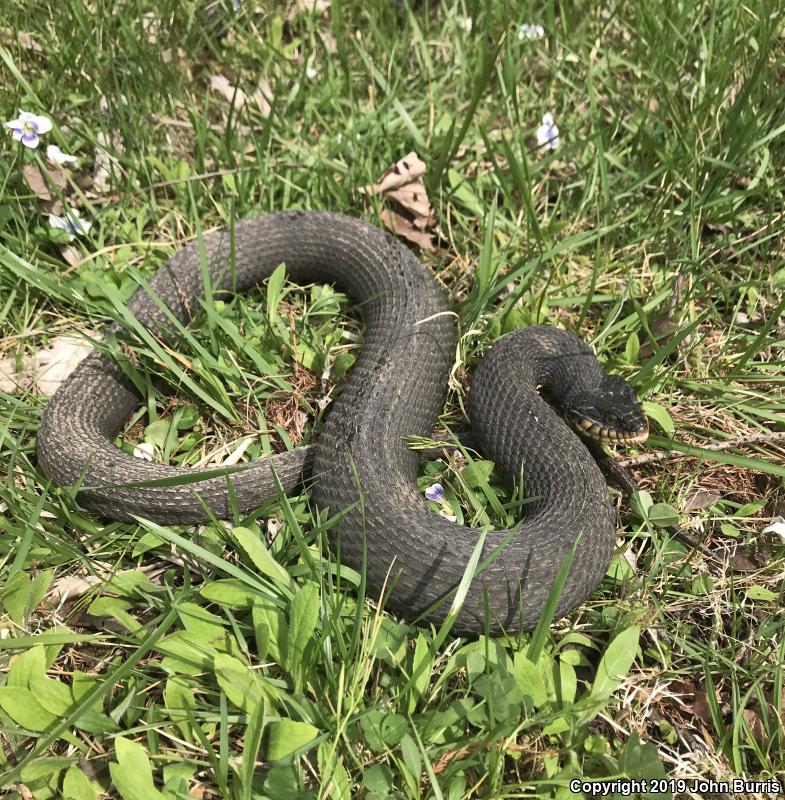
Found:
<box><xmin>37</xmin><ymin>212</ymin><xmax>648</xmax><ymax>635</ymax></box>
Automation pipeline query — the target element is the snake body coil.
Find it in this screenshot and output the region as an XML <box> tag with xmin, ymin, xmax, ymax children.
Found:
<box><xmin>38</xmin><ymin>212</ymin><xmax>644</xmax><ymax>635</ymax></box>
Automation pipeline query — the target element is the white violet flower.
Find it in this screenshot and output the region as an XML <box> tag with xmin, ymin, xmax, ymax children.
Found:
<box><xmin>4</xmin><ymin>110</ymin><xmax>53</xmax><ymax>149</ymax></box>
<box><xmin>133</xmin><ymin>443</ymin><xmax>155</xmax><ymax>461</ymax></box>
<box><xmin>518</xmin><ymin>23</ymin><xmax>545</xmax><ymax>40</ymax></box>
<box><xmin>48</xmin><ymin>210</ymin><xmax>92</xmax><ymax>240</ymax></box>
<box><xmin>536</xmin><ymin>112</ymin><xmax>560</xmax><ymax>150</ymax></box>
<box><xmin>425</xmin><ymin>483</ymin><xmax>445</xmax><ymax>502</ymax></box>
<box><xmin>46</xmin><ymin>144</ymin><xmax>78</xmax><ymax>167</ymax></box>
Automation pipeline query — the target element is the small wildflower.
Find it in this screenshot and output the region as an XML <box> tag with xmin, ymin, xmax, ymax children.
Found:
<box><xmin>232</xmin><ymin>0</ymin><xmax>241</xmax><ymax>10</ymax></box>
<box><xmin>46</xmin><ymin>144</ymin><xmax>78</xmax><ymax>167</ymax></box>
<box><xmin>4</xmin><ymin>110</ymin><xmax>52</xmax><ymax>149</ymax></box>
<box><xmin>48</xmin><ymin>210</ymin><xmax>92</xmax><ymax>240</ymax></box>
<box><xmin>425</xmin><ymin>483</ymin><xmax>445</xmax><ymax>503</ymax></box>
<box><xmin>133</xmin><ymin>443</ymin><xmax>155</xmax><ymax>461</ymax></box>
<box><xmin>456</xmin><ymin>15</ymin><xmax>473</xmax><ymax>33</ymax></box>
<box><xmin>536</xmin><ymin>112</ymin><xmax>560</xmax><ymax>150</ymax></box>
<box><xmin>306</xmin><ymin>64</ymin><xmax>318</xmax><ymax>80</ymax></box>
<box><xmin>762</xmin><ymin>517</ymin><xmax>785</xmax><ymax>541</ymax></box>
<box><xmin>518</xmin><ymin>23</ymin><xmax>545</xmax><ymax>40</ymax></box>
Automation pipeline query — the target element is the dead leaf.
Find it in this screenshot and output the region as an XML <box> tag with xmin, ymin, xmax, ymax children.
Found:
<box><xmin>363</xmin><ymin>152</ymin><xmax>436</xmax><ymax>251</ymax></box>
<box><xmin>380</xmin><ymin>208</ymin><xmax>436</xmax><ymax>251</ymax></box>
<box><xmin>639</xmin><ymin>273</ymin><xmax>688</xmax><ymax>359</ymax></box>
<box><xmin>94</xmin><ymin>130</ymin><xmax>123</xmax><ymax>194</ymax></box>
<box><xmin>0</xmin><ymin>333</ymin><xmax>98</xmax><ymax>395</ymax></box>
<box><xmin>742</xmin><ymin>708</ymin><xmax>766</xmax><ymax>741</ymax></box>
<box><xmin>285</xmin><ymin>0</ymin><xmax>330</xmax><ymax>20</ymax></box>
<box><xmin>60</xmin><ymin>245</ymin><xmax>83</xmax><ymax>268</ymax></box>
<box><xmin>683</xmin><ymin>488</ymin><xmax>721</xmax><ymax>511</ymax></box>
<box><xmin>34</xmin><ymin>335</ymin><xmax>98</xmax><ymax>394</ymax></box>
<box><xmin>691</xmin><ymin>687</ymin><xmax>718</xmax><ymax>727</ymax></box>
<box><xmin>363</xmin><ymin>151</ymin><xmax>427</xmax><ymax>196</ymax></box>
<box><xmin>731</xmin><ymin>551</ymin><xmax>759</xmax><ymax>572</ymax></box>
<box><xmin>210</xmin><ymin>73</ymin><xmax>247</xmax><ymax>110</ymax></box>
<box><xmin>22</xmin><ymin>163</ymin><xmax>67</xmax><ymax>201</ymax></box>
<box><xmin>253</xmin><ymin>79</ymin><xmax>273</xmax><ymax>117</ymax></box>
<box><xmin>48</xmin><ymin>563</ymin><xmax>173</xmax><ymax>604</ymax></box>
<box><xmin>48</xmin><ymin>573</ymin><xmax>103</xmax><ymax>603</ymax></box>
<box><xmin>0</xmin><ymin>27</ymin><xmax>43</xmax><ymax>53</ymax></box>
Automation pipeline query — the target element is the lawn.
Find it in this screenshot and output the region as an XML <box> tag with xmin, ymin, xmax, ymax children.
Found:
<box><xmin>1</xmin><ymin>0</ymin><xmax>784</xmax><ymax>798</ymax></box>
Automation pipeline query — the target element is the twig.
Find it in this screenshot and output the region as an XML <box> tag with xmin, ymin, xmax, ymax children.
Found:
<box><xmin>619</xmin><ymin>430</ymin><xmax>785</xmax><ymax>468</ymax></box>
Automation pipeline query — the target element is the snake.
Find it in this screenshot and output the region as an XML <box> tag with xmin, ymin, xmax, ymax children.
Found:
<box><xmin>37</xmin><ymin>211</ymin><xmax>648</xmax><ymax>636</ymax></box>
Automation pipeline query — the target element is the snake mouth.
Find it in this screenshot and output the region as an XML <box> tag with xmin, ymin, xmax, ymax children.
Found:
<box><xmin>573</xmin><ymin>416</ymin><xmax>650</xmax><ymax>445</ymax></box>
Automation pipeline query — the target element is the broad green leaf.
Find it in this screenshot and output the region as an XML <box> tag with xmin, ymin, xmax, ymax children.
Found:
<box><xmin>362</xmin><ymin>764</ymin><xmax>394</xmax><ymax>798</ymax></box>
<box><xmin>267</xmin><ymin>719</ymin><xmax>320</xmax><ymax>761</ymax></box>
<box><xmin>642</xmin><ymin>401</ymin><xmax>674</xmax><ymax>435</ymax></box>
<box><xmin>253</xmin><ymin>597</ymin><xmax>288</xmax><ymax>665</ymax></box>
<box><xmin>232</xmin><ymin>526</ymin><xmax>292</xmax><ymax>587</ymax></box>
<box><xmin>200</xmin><ymin>579</ymin><xmax>256</xmax><ymax>609</ymax></box>
<box><xmin>625</xmin><ymin>331</ymin><xmax>640</xmax><ymax>363</ymax></box>
<box><xmin>555</xmin><ymin>658</ymin><xmax>578</xmax><ymax>706</ymax></box>
<box><xmin>513</xmin><ymin>652</ymin><xmax>548</xmax><ymax>708</ymax></box>
<box><xmin>266</xmin><ymin>262</ymin><xmax>287</xmax><ymax>328</ymax></box>
<box><xmin>214</xmin><ymin>653</ymin><xmax>260</xmax><ymax>713</ymax></box>
<box><xmin>619</xmin><ymin>732</ymin><xmax>668</xmax><ymax>795</ymax></box>
<box><xmin>8</xmin><ymin>643</ymin><xmax>47</xmax><ymax>688</ymax></box>
<box><xmin>63</xmin><ymin>765</ymin><xmax>97</xmax><ymax>800</ymax></box>
<box><xmin>589</xmin><ymin>626</ymin><xmax>640</xmax><ymax>703</ymax></box>
<box><xmin>0</xmin><ymin>686</ymin><xmax>58</xmax><ymax>731</ymax></box>
<box><xmin>331</xmin><ymin>352</ymin><xmax>355</xmax><ymax>379</ymax></box>
<box><xmin>144</xmin><ymin>418</ymin><xmax>170</xmax><ymax>450</ymax></box>
<box><xmin>177</xmin><ymin>602</ymin><xmax>229</xmax><ymax>646</ymax></box>
<box><xmin>31</xmin><ymin>674</ymin><xmax>75</xmax><ymax>716</ymax></box>
<box><xmin>287</xmin><ymin>581</ymin><xmax>320</xmax><ymax>687</ymax></box>
<box><xmin>398</xmin><ymin>733</ymin><xmax>422</xmax><ymax>783</ymax></box>
<box><xmin>747</xmin><ymin>585</ymin><xmax>778</xmax><ymax>602</ymax></box>
<box><xmin>109</xmin><ymin>737</ymin><xmax>168</xmax><ymax>800</ymax></box>
<box><xmin>240</xmin><ymin>695</ymin><xmax>267</xmax><ymax>795</ymax></box>
<box><xmin>165</xmin><ymin>676</ymin><xmax>196</xmax><ymax>741</ymax></box>
<box><xmin>460</xmin><ymin>459</ymin><xmax>495</xmax><ymax>488</ymax></box>
<box><xmin>317</xmin><ymin>741</ymin><xmax>351</xmax><ymax>800</ymax></box>
<box><xmin>647</xmin><ymin>503</ymin><xmax>680</xmax><ymax>527</ymax></box>
<box><xmin>360</xmin><ymin>710</ymin><xmax>408</xmax><ymax>753</ymax></box>
<box><xmin>407</xmin><ymin>633</ymin><xmax>432</xmax><ymax>713</ymax></box>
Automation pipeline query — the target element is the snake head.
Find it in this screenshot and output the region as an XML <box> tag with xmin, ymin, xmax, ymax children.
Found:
<box><xmin>563</xmin><ymin>374</ymin><xmax>649</xmax><ymax>445</ymax></box>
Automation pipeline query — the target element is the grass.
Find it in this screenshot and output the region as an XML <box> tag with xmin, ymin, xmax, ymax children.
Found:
<box><xmin>1</xmin><ymin>0</ymin><xmax>784</xmax><ymax>797</ymax></box>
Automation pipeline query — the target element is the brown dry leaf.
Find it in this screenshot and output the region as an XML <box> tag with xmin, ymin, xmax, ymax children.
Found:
<box><xmin>639</xmin><ymin>273</ymin><xmax>688</xmax><ymax>359</ymax></box>
<box><xmin>731</xmin><ymin>551</ymin><xmax>759</xmax><ymax>572</ymax></box>
<box><xmin>0</xmin><ymin>27</ymin><xmax>43</xmax><ymax>53</ymax></box>
<box><xmin>253</xmin><ymin>79</ymin><xmax>273</xmax><ymax>117</ymax></box>
<box><xmin>34</xmin><ymin>335</ymin><xmax>97</xmax><ymax>394</ymax></box>
<box><xmin>48</xmin><ymin>573</ymin><xmax>103</xmax><ymax>603</ymax></box>
<box><xmin>210</xmin><ymin>73</ymin><xmax>247</xmax><ymax>110</ymax></box>
<box><xmin>60</xmin><ymin>245</ymin><xmax>83</xmax><ymax>268</ymax></box>
<box><xmin>16</xmin><ymin>784</ymin><xmax>34</xmax><ymax>800</ymax></box>
<box><xmin>48</xmin><ymin>563</ymin><xmax>171</xmax><ymax>604</ymax></box>
<box><xmin>364</xmin><ymin>151</ymin><xmax>427</xmax><ymax>196</ymax></box>
<box><xmin>742</xmin><ymin>708</ymin><xmax>766</xmax><ymax>741</ymax></box>
<box><xmin>22</xmin><ymin>163</ymin><xmax>67</xmax><ymax>201</ymax></box>
<box><xmin>1</xmin><ymin>333</ymin><xmax>98</xmax><ymax>395</ymax></box>
<box><xmin>363</xmin><ymin>152</ymin><xmax>436</xmax><ymax>251</ymax></box>
<box><xmin>692</xmin><ymin>687</ymin><xmax>718</xmax><ymax>727</ymax></box>
<box><xmin>683</xmin><ymin>488</ymin><xmax>721</xmax><ymax>511</ymax></box>
<box><xmin>380</xmin><ymin>208</ymin><xmax>436</xmax><ymax>251</ymax></box>
<box><xmin>285</xmin><ymin>0</ymin><xmax>330</xmax><ymax>20</ymax></box>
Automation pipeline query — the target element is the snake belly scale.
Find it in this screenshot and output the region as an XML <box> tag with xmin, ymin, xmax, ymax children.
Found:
<box><xmin>38</xmin><ymin>211</ymin><xmax>633</xmax><ymax>635</ymax></box>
